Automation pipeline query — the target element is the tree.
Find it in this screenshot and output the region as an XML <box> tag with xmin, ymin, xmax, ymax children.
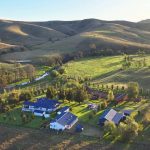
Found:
<box><xmin>51</xmin><ymin>70</ymin><xmax>59</xmax><ymax>78</ymax></box>
<box><xmin>7</xmin><ymin>90</ymin><xmax>20</xmax><ymax>104</ymax></box>
<box><xmin>74</xmin><ymin>89</ymin><xmax>88</xmax><ymax>104</ymax></box>
<box><xmin>117</xmin><ymin>117</ymin><xmax>140</xmax><ymax>141</ymax></box>
<box><xmin>19</xmin><ymin>91</ymin><xmax>32</xmax><ymax>101</ymax></box>
<box><xmin>127</xmin><ymin>82</ymin><xmax>139</xmax><ymax>99</ymax></box>
<box><xmin>46</xmin><ymin>86</ymin><xmax>57</xmax><ymax>99</ymax></box>
<box><xmin>58</xmin><ymin>67</ymin><xmax>66</xmax><ymax>74</ymax></box>
<box><xmin>24</xmin><ymin>64</ymin><xmax>36</xmax><ymax>81</ymax></box>
<box><xmin>0</xmin><ymin>76</ymin><xmax>8</xmax><ymax>88</ymax></box>
<box><xmin>107</xmin><ymin>90</ymin><xmax>114</xmax><ymax>101</ymax></box>
<box><xmin>66</xmin><ymin>89</ymin><xmax>73</xmax><ymax>102</ymax></box>
<box><xmin>104</xmin><ymin>121</ymin><xmax>117</xmax><ymax>135</ymax></box>
<box><xmin>58</xmin><ymin>89</ymin><xmax>66</xmax><ymax>100</ymax></box>
<box><xmin>101</xmin><ymin>101</ymin><xmax>108</xmax><ymax>109</ymax></box>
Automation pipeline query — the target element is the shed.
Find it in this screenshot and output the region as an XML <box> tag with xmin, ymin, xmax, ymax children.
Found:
<box><xmin>123</xmin><ymin>110</ymin><xmax>132</xmax><ymax>116</ymax></box>
<box><xmin>75</xmin><ymin>124</ymin><xmax>84</xmax><ymax>132</ymax></box>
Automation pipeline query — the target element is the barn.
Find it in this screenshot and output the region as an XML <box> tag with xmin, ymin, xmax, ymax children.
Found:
<box><xmin>99</xmin><ymin>109</ymin><xmax>124</xmax><ymax>126</ymax></box>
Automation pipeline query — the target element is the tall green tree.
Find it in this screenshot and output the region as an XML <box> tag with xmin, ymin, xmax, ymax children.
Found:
<box><xmin>46</xmin><ymin>86</ymin><xmax>57</xmax><ymax>99</ymax></box>
<box><xmin>74</xmin><ymin>89</ymin><xmax>88</xmax><ymax>104</ymax></box>
<box><xmin>127</xmin><ymin>82</ymin><xmax>139</xmax><ymax>99</ymax></box>
<box><xmin>107</xmin><ymin>90</ymin><xmax>114</xmax><ymax>101</ymax></box>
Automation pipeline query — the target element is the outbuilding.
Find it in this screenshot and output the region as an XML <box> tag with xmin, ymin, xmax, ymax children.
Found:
<box><xmin>99</xmin><ymin>109</ymin><xmax>124</xmax><ymax>126</ymax></box>
<box><xmin>75</xmin><ymin>124</ymin><xmax>84</xmax><ymax>132</ymax></box>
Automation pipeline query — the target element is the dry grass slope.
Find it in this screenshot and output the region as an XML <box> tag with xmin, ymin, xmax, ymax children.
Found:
<box><xmin>0</xmin><ymin>19</ymin><xmax>150</xmax><ymax>60</ymax></box>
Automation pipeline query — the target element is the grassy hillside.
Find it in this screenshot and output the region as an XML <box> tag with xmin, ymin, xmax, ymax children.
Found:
<box><xmin>0</xmin><ymin>19</ymin><xmax>150</xmax><ymax>61</ymax></box>
<box><xmin>64</xmin><ymin>55</ymin><xmax>150</xmax><ymax>89</ymax></box>
<box><xmin>64</xmin><ymin>56</ymin><xmax>122</xmax><ymax>79</ymax></box>
<box><xmin>0</xmin><ymin>19</ymin><xmax>67</xmax><ymax>55</ymax></box>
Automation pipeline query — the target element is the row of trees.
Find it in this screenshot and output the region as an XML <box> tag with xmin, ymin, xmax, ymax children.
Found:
<box><xmin>122</xmin><ymin>54</ymin><xmax>148</xmax><ymax>69</ymax></box>
<box><xmin>46</xmin><ymin>86</ymin><xmax>89</xmax><ymax>104</ymax></box>
<box><xmin>0</xmin><ymin>87</ymin><xmax>44</xmax><ymax>113</ymax></box>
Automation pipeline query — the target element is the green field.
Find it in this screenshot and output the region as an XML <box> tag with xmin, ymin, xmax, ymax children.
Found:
<box><xmin>64</xmin><ymin>55</ymin><xmax>150</xmax><ymax>89</ymax></box>
<box><xmin>64</xmin><ymin>56</ymin><xmax>123</xmax><ymax>79</ymax></box>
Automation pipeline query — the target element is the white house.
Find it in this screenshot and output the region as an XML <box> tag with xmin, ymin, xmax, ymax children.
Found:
<box><xmin>22</xmin><ymin>98</ymin><xmax>60</xmax><ymax>118</ymax></box>
<box><xmin>50</xmin><ymin>110</ymin><xmax>78</xmax><ymax>131</ymax></box>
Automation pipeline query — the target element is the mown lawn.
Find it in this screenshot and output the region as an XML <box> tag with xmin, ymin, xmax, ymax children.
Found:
<box><xmin>0</xmin><ymin>107</ymin><xmax>50</xmax><ymax>129</ymax></box>
<box><xmin>0</xmin><ymin>99</ymin><xmax>149</xmax><ymax>128</ymax></box>
<box><xmin>59</xmin><ymin>99</ymin><xmax>150</xmax><ymax>127</ymax></box>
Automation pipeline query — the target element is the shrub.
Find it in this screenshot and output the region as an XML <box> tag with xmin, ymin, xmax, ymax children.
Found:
<box><xmin>118</xmin><ymin>117</ymin><xmax>140</xmax><ymax>141</ymax></box>
<box><xmin>104</xmin><ymin>121</ymin><xmax>117</xmax><ymax>135</ymax></box>
<box><xmin>58</xmin><ymin>67</ymin><xmax>66</xmax><ymax>74</ymax></box>
<box><xmin>88</xmin><ymin>113</ymin><xmax>94</xmax><ymax>120</ymax></box>
<box><xmin>101</xmin><ymin>101</ymin><xmax>107</xmax><ymax>109</ymax></box>
<box><xmin>51</xmin><ymin>70</ymin><xmax>59</xmax><ymax>78</ymax></box>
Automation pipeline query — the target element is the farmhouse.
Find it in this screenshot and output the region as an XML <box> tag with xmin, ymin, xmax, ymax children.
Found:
<box><xmin>50</xmin><ymin>107</ymin><xmax>78</xmax><ymax>131</ymax></box>
<box><xmin>99</xmin><ymin>109</ymin><xmax>124</xmax><ymax>125</ymax></box>
<box><xmin>22</xmin><ymin>98</ymin><xmax>60</xmax><ymax>117</ymax></box>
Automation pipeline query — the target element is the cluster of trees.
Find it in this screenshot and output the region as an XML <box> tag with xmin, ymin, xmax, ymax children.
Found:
<box><xmin>122</xmin><ymin>54</ymin><xmax>147</xmax><ymax>69</ymax></box>
<box><xmin>0</xmin><ymin>87</ymin><xmax>45</xmax><ymax>113</ymax></box>
<box><xmin>46</xmin><ymin>85</ymin><xmax>89</xmax><ymax>104</ymax></box>
<box><xmin>51</xmin><ymin>66</ymin><xmax>66</xmax><ymax>78</ymax></box>
<box><xmin>104</xmin><ymin>116</ymin><xmax>142</xmax><ymax>141</ymax></box>
<box><xmin>33</xmin><ymin>55</ymin><xmax>63</xmax><ymax>66</ymax></box>
<box><xmin>0</xmin><ymin>64</ymin><xmax>36</xmax><ymax>88</ymax></box>
<box><xmin>127</xmin><ymin>82</ymin><xmax>139</xmax><ymax>99</ymax></box>
<box><xmin>91</xmin><ymin>83</ymin><xmax>126</xmax><ymax>92</ymax></box>
<box><xmin>140</xmin><ymin>88</ymin><xmax>150</xmax><ymax>98</ymax></box>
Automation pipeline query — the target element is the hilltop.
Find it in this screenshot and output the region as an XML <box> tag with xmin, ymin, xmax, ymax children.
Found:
<box><xmin>0</xmin><ymin>19</ymin><xmax>150</xmax><ymax>61</ymax></box>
